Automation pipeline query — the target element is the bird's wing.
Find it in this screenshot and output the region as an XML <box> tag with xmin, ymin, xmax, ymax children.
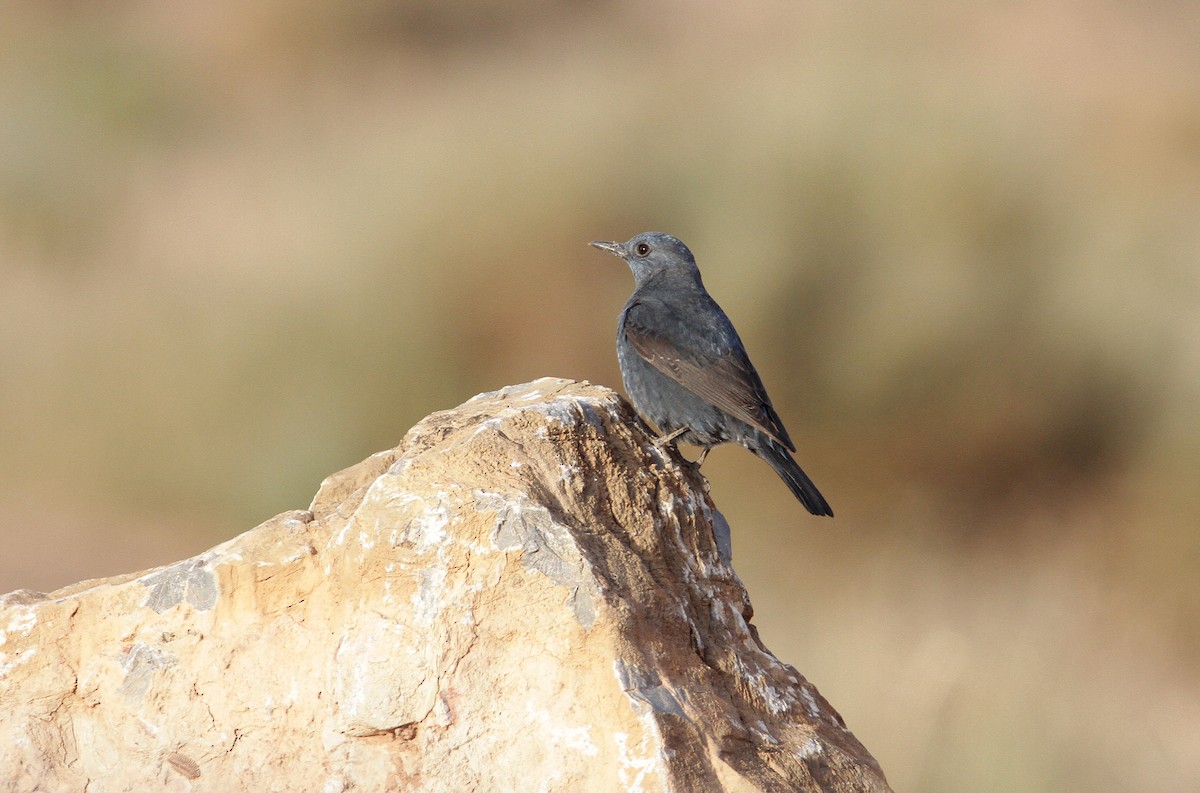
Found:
<box><xmin>623</xmin><ymin>301</ymin><xmax>796</xmax><ymax>452</ymax></box>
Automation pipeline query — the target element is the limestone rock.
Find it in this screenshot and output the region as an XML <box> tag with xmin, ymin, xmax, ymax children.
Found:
<box><xmin>0</xmin><ymin>378</ymin><xmax>890</xmax><ymax>792</ymax></box>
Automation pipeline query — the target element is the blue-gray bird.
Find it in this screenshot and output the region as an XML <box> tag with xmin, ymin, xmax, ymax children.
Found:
<box><xmin>590</xmin><ymin>232</ymin><xmax>833</xmax><ymax>517</ymax></box>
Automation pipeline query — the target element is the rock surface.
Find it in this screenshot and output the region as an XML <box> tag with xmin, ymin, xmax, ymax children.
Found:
<box><xmin>0</xmin><ymin>378</ymin><xmax>890</xmax><ymax>792</ymax></box>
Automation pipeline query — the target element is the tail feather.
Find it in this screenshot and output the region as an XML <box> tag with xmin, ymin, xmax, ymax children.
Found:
<box><xmin>755</xmin><ymin>439</ymin><xmax>833</xmax><ymax>517</ymax></box>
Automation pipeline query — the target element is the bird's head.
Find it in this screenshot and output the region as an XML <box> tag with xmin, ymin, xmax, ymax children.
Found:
<box><xmin>590</xmin><ymin>232</ymin><xmax>700</xmax><ymax>284</ymax></box>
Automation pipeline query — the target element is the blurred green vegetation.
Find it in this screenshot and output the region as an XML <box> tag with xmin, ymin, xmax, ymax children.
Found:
<box><xmin>2</xmin><ymin>2</ymin><xmax>1198</xmax><ymax>791</ymax></box>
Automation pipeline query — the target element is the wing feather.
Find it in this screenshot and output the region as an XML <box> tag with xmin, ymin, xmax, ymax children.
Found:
<box><xmin>624</xmin><ymin>303</ymin><xmax>796</xmax><ymax>451</ymax></box>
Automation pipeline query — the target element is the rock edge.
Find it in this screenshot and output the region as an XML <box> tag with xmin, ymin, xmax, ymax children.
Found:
<box><xmin>0</xmin><ymin>378</ymin><xmax>889</xmax><ymax>793</ymax></box>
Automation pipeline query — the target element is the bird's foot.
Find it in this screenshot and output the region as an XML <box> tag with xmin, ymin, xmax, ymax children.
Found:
<box><xmin>652</xmin><ymin>426</ymin><xmax>688</xmax><ymax>448</ymax></box>
<box><xmin>646</xmin><ymin>427</ymin><xmax>689</xmax><ymax>471</ymax></box>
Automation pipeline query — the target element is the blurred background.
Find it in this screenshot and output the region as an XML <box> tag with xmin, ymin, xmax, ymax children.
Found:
<box><xmin>2</xmin><ymin>1</ymin><xmax>1198</xmax><ymax>790</ymax></box>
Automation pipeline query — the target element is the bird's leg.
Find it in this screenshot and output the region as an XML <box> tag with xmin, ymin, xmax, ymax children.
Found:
<box><xmin>653</xmin><ymin>426</ymin><xmax>689</xmax><ymax>448</ymax></box>
<box><xmin>694</xmin><ymin>447</ymin><xmax>711</xmax><ymax>467</ymax></box>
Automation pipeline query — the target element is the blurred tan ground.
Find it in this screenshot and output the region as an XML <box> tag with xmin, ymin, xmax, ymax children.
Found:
<box><xmin>2</xmin><ymin>2</ymin><xmax>1198</xmax><ymax>791</ymax></box>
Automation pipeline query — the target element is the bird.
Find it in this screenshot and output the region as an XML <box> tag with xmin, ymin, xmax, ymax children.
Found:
<box><xmin>590</xmin><ymin>232</ymin><xmax>833</xmax><ymax>517</ymax></box>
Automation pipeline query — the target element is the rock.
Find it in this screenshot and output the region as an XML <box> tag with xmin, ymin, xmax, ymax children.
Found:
<box><xmin>0</xmin><ymin>378</ymin><xmax>890</xmax><ymax>792</ymax></box>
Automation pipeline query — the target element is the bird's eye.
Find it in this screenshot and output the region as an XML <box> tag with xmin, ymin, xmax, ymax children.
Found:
<box><xmin>635</xmin><ymin>242</ymin><xmax>651</xmax><ymax>256</ymax></box>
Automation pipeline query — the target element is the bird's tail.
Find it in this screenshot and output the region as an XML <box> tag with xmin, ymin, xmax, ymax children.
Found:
<box><xmin>755</xmin><ymin>438</ymin><xmax>834</xmax><ymax>517</ymax></box>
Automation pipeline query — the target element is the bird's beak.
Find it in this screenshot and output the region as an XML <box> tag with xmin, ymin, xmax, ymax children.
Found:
<box><xmin>589</xmin><ymin>240</ymin><xmax>624</xmax><ymax>258</ymax></box>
